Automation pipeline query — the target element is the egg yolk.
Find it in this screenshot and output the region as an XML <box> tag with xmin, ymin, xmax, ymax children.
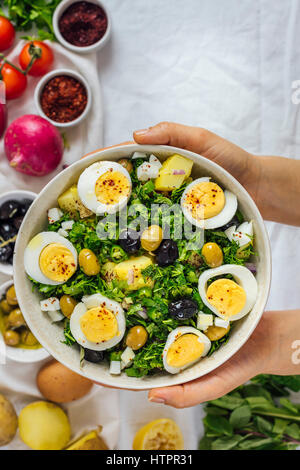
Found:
<box><xmin>183</xmin><ymin>181</ymin><xmax>225</xmax><ymax>220</ymax></box>
<box><xmin>80</xmin><ymin>306</ymin><xmax>118</xmax><ymax>343</ymax></box>
<box><xmin>95</xmin><ymin>170</ymin><xmax>130</xmax><ymax>206</ymax></box>
<box><xmin>167</xmin><ymin>334</ymin><xmax>204</xmax><ymax>368</ymax></box>
<box><xmin>39</xmin><ymin>243</ymin><xmax>76</xmax><ymax>282</ymax></box>
<box><xmin>206</xmin><ymin>278</ymin><xmax>246</xmax><ymax>318</ymax></box>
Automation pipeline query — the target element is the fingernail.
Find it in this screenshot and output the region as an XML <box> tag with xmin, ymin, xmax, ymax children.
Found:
<box><xmin>149</xmin><ymin>396</ymin><xmax>165</xmax><ymax>404</ymax></box>
<box><xmin>134</xmin><ymin>128</ymin><xmax>149</xmax><ymax>136</ymax></box>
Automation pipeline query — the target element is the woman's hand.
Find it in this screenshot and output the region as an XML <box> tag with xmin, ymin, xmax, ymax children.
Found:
<box><xmin>134</xmin><ymin>122</ymin><xmax>300</xmax><ymax>226</ymax></box>
<box><xmin>148</xmin><ymin>310</ymin><xmax>300</xmax><ymax>408</ymax></box>
<box><xmin>134</xmin><ymin>122</ymin><xmax>261</xmax><ymax>204</ymax></box>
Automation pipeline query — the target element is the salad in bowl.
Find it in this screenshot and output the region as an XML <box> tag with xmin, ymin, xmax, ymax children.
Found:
<box><xmin>15</xmin><ymin>145</ymin><xmax>271</xmax><ymax>389</ymax></box>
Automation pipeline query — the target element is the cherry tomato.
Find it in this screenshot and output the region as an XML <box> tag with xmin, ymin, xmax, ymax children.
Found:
<box><xmin>19</xmin><ymin>41</ymin><xmax>54</xmax><ymax>77</ymax></box>
<box><xmin>0</xmin><ymin>63</ymin><xmax>27</xmax><ymax>100</ymax></box>
<box><xmin>0</xmin><ymin>17</ymin><xmax>15</xmax><ymax>52</ymax></box>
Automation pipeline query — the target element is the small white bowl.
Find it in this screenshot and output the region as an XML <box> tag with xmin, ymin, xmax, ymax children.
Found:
<box><xmin>0</xmin><ymin>280</ymin><xmax>50</xmax><ymax>363</ymax></box>
<box><xmin>0</xmin><ymin>190</ymin><xmax>37</xmax><ymax>276</ymax></box>
<box><xmin>34</xmin><ymin>68</ymin><xmax>92</xmax><ymax>129</ymax></box>
<box><xmin>53</xmin><ymin>0</ymin><xmax>111</xmax><ymax>54</ymax></box>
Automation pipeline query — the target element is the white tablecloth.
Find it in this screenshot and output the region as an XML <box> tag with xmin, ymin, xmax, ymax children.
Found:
<box><xmin>1</xmin><ymin>0</ymin><xmax>300</xmax><ymax>450</ymax></box>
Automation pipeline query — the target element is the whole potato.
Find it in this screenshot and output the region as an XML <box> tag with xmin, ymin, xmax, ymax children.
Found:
<box><xmin>0</xmin><ymin>394</ymin><xmax>18</xmax><ymax>446</ymax></box>
<box><xmin>18</xmin><ymin>401</ymin><xmax>71</xmax><ymax>450</ymax></box>
<box><xmin>37</xmin><ymin>360</ymin><xmax>93</xmax><ymax>403</ymax></box>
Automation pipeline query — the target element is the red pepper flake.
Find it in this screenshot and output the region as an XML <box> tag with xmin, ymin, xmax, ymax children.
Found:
<box><xmin>41</xmin><ymin>75</ymin><xmax>87</xmax><ymax>123</ymax></box>
<box><xmin>59</xmin><ymin>1</ymin><xmax>108</xmax><ymax>48</ymax></box>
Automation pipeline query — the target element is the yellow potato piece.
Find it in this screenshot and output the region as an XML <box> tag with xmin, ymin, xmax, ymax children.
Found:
<box><xmin>58</xmin><ymin>185</ymin><xmax>92</xmax><ymax>218</ymax></box>
<box><xmin>18</xmin><ymin>401</ymin><xmax>71</xmax><ymax>450</ymax></box>
<box><xmin>103</xmin><ymin>256</ymin><xmax>153</xmax><ymax>291</ymax></box>
<box><xmin>66</xmin><ymin>429</ymin><xmax>108</xmax><ymax>450</ymax></box>
<box><xmin>205</xmin><ymin>324</ymin><xmax>230</xmax><ymax>341</ymax></box>
<box><xmin>0</xmin><ymin>394</ymin><xmax>18</xmax><ymax>447</ymax></box>
<box><xmin>155</xmin><ymin>154</ymin><xmax>193</xmax><ymax>191</ymax></box>
<box><xmin>133</xmin><ymin>418</ymin><xmax>184</xmax><ymax>450</ymax></box>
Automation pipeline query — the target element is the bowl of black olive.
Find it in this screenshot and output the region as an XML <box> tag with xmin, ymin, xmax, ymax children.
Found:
<box><xmin>0</xmin><ymin>190</ymin><xmax>37</xmax><ymax>275</ymax></box>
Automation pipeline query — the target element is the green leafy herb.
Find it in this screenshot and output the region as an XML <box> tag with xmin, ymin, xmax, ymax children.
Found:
<box><xmin>1</xmin><ymin>0</ymin><xmax>62</xmax><ymax>41</ymax></box>
<box><xmin>199</xmin><ymin>375</ymin><xmax>300</xmax><ymax>451</ymax></box>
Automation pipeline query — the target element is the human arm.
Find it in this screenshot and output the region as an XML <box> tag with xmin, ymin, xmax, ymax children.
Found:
<box><xmin>134</xmin><ymin>122</ymin><xmax>300</xmax><ymax>226</ymax></box>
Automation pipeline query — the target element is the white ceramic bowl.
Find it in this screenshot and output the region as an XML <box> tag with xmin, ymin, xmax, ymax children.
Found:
<box><xmin>14</xmin><ymin>144</ymin><xmax>271</xmax><ymax>389</ymax></box>
<box><xmin>0</xmin><ymin>190</ymin><xmax>37</xmax><ymax>276</ymax></box>
<box><xmin>34</xmin><ymin>69</ymin><xmax>92</xmax><ymax>129</ymax></box>
<box><xmin>53</xmin><ymin>0</ymin><xmax>111</xmax><ymax>54</ymax></box>
<box><xmin>0</xmin><ymin>280</ymin><xmax>50</xmax><ymax>363</ymax></box>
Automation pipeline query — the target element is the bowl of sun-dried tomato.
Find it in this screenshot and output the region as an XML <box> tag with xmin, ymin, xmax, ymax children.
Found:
<box><xmin>34</xmin><ymin>68</ymin><xmax>92</xmax><ymax>128</ymax></box>
<box><xmin>53</xmin><ymin>0</ymin><xmax>111</xmax><ymax>54</ymax></box>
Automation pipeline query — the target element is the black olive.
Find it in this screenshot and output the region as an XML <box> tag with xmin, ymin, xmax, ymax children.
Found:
<box><xmin>156</xmin><ymin>239</ymin><xmax>179</xmax><ymax>267</ymax></box>
<box><xmin>168</xmin><ymin>298</ymin><xmax>198</xmax><ymax>320</ymax></box>
<box><xmin>84</xmin><ymin>348</ymin><xmax>105</xmax><ymax>363</ymax></box>
<box><xmin>18</xmin><ymin>199</ymin><xmax>33</xmax><ymax>216</ymax></box>
<box><xmin>218</xmin><ymin>215</ymin><xmax>240</xmax><ymax>231</ymax></box>
<box><xmin>119</xmin><ymin>228</ymin><xmax>140</xmax><ymax>254</ymax></box>
<box><xmin>0</xmin><ymin>200</ymin><xmax>20</xmax><ymax>220</ymax></box>
<box><xmin>0</xmin><ymin>244</ymin><xmax>13</xmax><ymax>262</ymax></box>
<box><xmin>0</xmin><ymin>222</ymin><xmax>17</xmax><ymax>241</ymax></box>
<box><xmin>13</xmin><ymin>216</ymin><xmax>24</xmax><ymax>230</ymax></box>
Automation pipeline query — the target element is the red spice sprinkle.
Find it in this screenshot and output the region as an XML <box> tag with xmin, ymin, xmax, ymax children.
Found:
<box><xmin>59</xmin><ymin>1</ymin><xmax>108</xmax><ymax>48</ymax></box>
<box><xmin>41</xmin><ymin>75</ymin><xmax>87</xmax><ymax>123</ymax></box>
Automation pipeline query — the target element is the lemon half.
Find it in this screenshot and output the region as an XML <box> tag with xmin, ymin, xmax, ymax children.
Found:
<box><xmin>133</xmin><ymin>418</ymin><xmax>184</xmax><ymax>450</ymax></box>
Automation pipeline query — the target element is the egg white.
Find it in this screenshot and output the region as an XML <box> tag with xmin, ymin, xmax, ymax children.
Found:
<box><xmin>180</xmin><ymin>177</ymin><xmax>238</xmax><ymax>229</ymax></box>
<box><xmin>163</xmin><ymin>326</ymin><xmax>211</xmax><ymax>374</ymax></box>
<box><xmin>77</xmin><ymin>161</ymin><xmax>132</xmax><ymax>215</ymax></box>
<box><xmin>225</xmin><ymin>221</ymin><xmax>253</xmax><ymax>247</ymax></box>
<box><xmin>70</xmin><ymin>293</ymin><xmax>126</xmax><ymax>351</ymax></box>
<box><xmin>198</xmin><ymin>264</ymin><xmax>258</xmax><ymax>321</ymax></box>
<box><xmin>24</xmin><ymin>231</ymin><xmax>78</xmax><ymax>286</ymax></box>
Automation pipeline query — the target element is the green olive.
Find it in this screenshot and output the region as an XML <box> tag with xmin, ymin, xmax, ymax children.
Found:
<box><xmin>118</xmin><ymin>158</ymin><xmax>133</xmax><ymax>173</ymax></box>
<box><xmin>4</xmin><ymin>330</ymin><xmax>20</xmax><ymax>347</ymax></box>
<box><xmin>7</xmin><ymin>308</ymin><xmax>26</xmax><ymax>329</ymax></box>
<box><xmin>59</xmin><ymin>295</ymin><xmax>78</xmax><ymax>318</ymax></box>
<box><xmin>79</xmin><ymin>249</ymin><xmax>100</xmax><ymax>276</ymax></box>
<box><xmin>6</xmin><ymin>285</ymin><xmax>18</xmax><ymax>306</ymax></box>
<box><xmin>126</xmin><ymin>325</ymin><xmax>148</xmax><ymax>350</ymax></box>
<box><xmin>201</xmin><ymin>242</ymin><xmax>223</xmax><ymax>268</ymax></box>
<box><xmin>20</xmin><ymin>330</ymin><xmax>39</xmax><ymax>347</ymax></box>
<box><xmin>141</xmin><ymin>225</ymin><xmax>163</xmax><ymax>252</ymax></box>
<box><xmin>0</xmin><ymin>299</ymin><xmax>13</xmax><ymax>314</ymax></box>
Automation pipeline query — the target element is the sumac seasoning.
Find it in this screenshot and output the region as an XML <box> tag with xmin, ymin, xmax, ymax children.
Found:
<box><xmin>40</xmin><ymin>75</ymin><xmax>88</xmax><ymax>123</ymax></box>
<box><xmin>59</xmin><ymin>1</ymin><xmax>108</xmax><ymax>47</ymax></box>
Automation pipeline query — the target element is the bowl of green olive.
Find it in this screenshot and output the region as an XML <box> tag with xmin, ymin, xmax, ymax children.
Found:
<box><xmin>0</xmin><ymin>280</ymin><xmax>50</xmax><ymax>363</ymax></box>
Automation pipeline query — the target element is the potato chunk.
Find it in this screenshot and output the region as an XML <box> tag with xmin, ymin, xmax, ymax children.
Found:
<box><xmin>154</xmin><ymin>154</ymin><xmax>193</xmax><ymax>191</ymax></box>
<box><xmin>58</xmin><ymin>185</ymin><xmax>92</xmax><ymax>218</ymax></box>
<box><xmin>0</xmin><ymin>394</ymin><xmax>18</xmax><ymax>447</ymax></box>
<box><xmin>66</xmin><ymin>429</ymin><xmax>108</xmax><ymax>450</ymax></box>
<box><xmin>102</xmin><ymin>256</ymin><xmax>153</xmax><ymax>291</ymax></box>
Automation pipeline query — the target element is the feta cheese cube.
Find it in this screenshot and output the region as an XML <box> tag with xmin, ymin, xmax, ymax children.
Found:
<box><xmin>215</xmin><ymin>318</ymin><xmax>230</xmax><ymax>329</ymax></box>
<box><xmin>132</xmin><ymin>151</ymin><xmax>148</xmax><ymax>160</ymax></box>
<box><xmin>109</xmin><ymin>361</ymin><xmax>121</xmax><ymax>375</ymax></box>
<box><xmin>121</xmin><ymin>346</ymin><xmax>135</xmax><ymax>367</ymax></box>
<box><xmin>40</xmin><ymin>297</ymin><xmax>60</xmax><ymax>312</ymax></box>
<box><xmin>61</xmin><ymin>220</ymin><xmax>74</xmax><ymax>231</ymax></box>
<box><xmin>58</xmin><ymin>228</ymin><xmax>68</xmax><ymax>237</ymax></box>
<box><xmin>197</xmin><ymin>312</ymin><xmax>213</xmax><ymax>331</ymax></box>
<box><xmin>47</xmin><ymin>310</ymin><xmax>64</xmax><ymax>322</ymax></box>
<box><xmin>47</xmin><ymin>208</ymin><xmax>63</xmax><ymax>224</ymax></box>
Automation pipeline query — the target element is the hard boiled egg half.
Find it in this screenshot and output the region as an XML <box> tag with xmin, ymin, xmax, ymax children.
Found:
<box><xmin>163</xmin><ymin>326</ymin><xmax>211</xmax><ymax>374</ymax></box>
<box><xmin>198</xmin><ymin>264</ymin><xmax>258</xmax><ymax>321</ymax></box>
<box><xmin>181</xmin><ymin>177</ymin><xmax>237</xmax><ymax>229</ymax></box>
<box><xmin>70</xmin><ymin>293</ymin><xmax>125</xmax><ymax>351</ymax></box>
<box><xmin>24</xmin><ymin>232</ymin><xmax>78</xmax><ymax>285</ymax></box>
<box><xmin>78</xmin><ymin>161</ymin><xmax>132</xmax><ymax>215</ymax></box>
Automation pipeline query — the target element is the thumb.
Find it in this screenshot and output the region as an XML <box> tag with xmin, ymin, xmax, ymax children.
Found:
<box><xmin>133</xmin><ymin>122</ymin><xmax>215</xmax><ymax>155</ymax></box>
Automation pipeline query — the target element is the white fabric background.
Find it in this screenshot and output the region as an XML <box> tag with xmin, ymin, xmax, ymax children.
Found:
<box><xmin>1</xmin><ymin>0</ymin><xmax>300</xmax><ymax>450</ymax></box>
